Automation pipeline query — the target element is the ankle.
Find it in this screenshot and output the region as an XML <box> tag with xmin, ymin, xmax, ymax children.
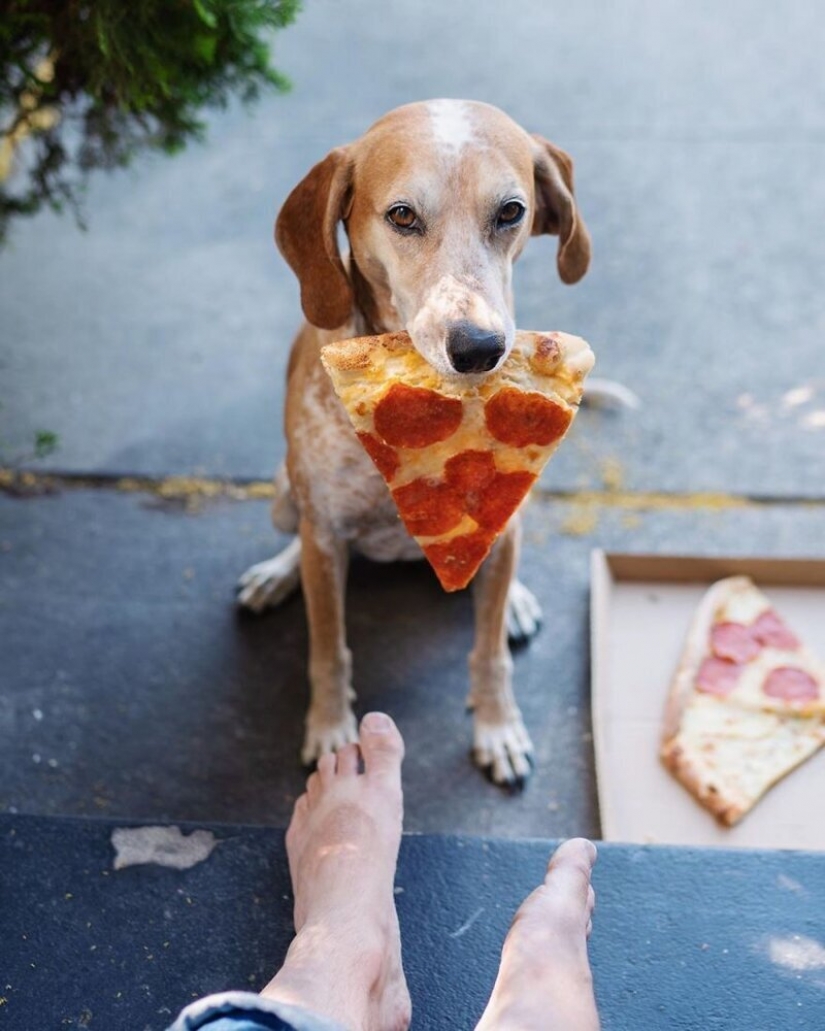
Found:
<box><xmin>286</xmin><ymin>918</ymin><xmax>387</xmax><ymax>989</ymax></box>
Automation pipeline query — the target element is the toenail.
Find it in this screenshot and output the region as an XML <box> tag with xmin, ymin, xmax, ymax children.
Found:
<box><xmin>362</xmin><ymin>712</ymin><xmax>392</xmax><ymax>733</ymax></box>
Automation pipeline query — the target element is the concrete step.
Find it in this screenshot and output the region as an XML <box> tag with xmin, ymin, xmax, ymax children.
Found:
<box><xmin>3</xmin><ymin>812</ymin><xmax>822</xmax><ymax>1031</ymax></box>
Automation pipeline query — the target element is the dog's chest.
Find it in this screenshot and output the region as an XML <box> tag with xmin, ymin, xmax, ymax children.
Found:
<box><xmin>291</xmin><ymin>373</ymin><xmax>422</xmax><ymax>562</ymax></box>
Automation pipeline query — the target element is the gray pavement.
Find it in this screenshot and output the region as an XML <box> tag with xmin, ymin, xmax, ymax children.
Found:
<box><xmin>2</xmin><ymin>487</ymin><xmax>823</xmax><ymax>837</ymax></box>
<box><xmin>1</xmin><ymin>0</ymin><xmax>825</xmax><ymax>834</ymax></box>
<box><xmin>1</xmin><ymin>0</ymin><xmax>824</xmax><ymax>495</ymax></box>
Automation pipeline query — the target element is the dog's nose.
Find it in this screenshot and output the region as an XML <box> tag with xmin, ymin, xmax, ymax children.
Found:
<box><xmin>446</xmin><ymin>321</ymin><xmax>506</xmax><ymax>374</ymax></box>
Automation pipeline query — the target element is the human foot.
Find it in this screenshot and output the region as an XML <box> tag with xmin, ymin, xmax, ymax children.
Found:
<box><xmin>261</xmin><ymin>712</ymin><xmax>411</xmax><ymax>1031</ymax></box>
<box><xmin>475</xmin><ymin>837</ymin><xmax>599</xmax><ymax>1031</ymax></box>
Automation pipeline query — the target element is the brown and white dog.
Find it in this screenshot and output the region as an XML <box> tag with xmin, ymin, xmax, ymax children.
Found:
<box><xmin>238</xmin><ymin>99</ymin><xmax>592</xmax><ymax>784</ymax></box>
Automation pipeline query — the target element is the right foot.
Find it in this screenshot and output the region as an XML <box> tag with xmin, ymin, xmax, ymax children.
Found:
<box><xmin>262</xmin><ymin>712</ymin><xmax>411</xmax><ymax>1031</ymax></box>
<box><xmin>476</xmin><ymin>838</ymin><xmax>599</xmax><ymax>1030</ymax></box>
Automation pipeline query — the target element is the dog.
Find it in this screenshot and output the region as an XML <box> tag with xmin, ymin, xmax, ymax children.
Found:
<box><xmin>238</xmin><ymin>99</ymin><xmax>593</xmax><ymax>785</ymax></box>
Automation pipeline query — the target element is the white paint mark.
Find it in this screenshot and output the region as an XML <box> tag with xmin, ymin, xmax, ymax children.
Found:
<box><xmin>743</xmin><ymin>404</ymin><xmax>769</xmax><ymax>423</ymax></box>
<box><xmin>427</xmin><ymin>99</ymin><xmax>474</xmax><ymax>154</ymax></box>
<box><xmin>111</xmin><ymin>826</ymin><xmax>219</xmax><ymax>871</ymax></box>
<box><xmin>449</xmin><ymin>907</ymin><xmax>484</xmax><ymax>938</ymax></box>
<box><xmin>782</xmin><ymin>385</ymin><xmax>814</xmax><ymax>408</ymax></box>
<box><xmin>776</xmin><ymin>874</ymin><xmax>806</xmax><ymax>894</ymax></box>
<box><xmin>767</xmin><ymin>935</ymin><xmax>825</xmax><ymax>972</ymax></box>
<box><xmin>33</xmin><ymin>709</ymin><xmax>43</xmax><ymax>721</ymax></box>
<box><xmin>802</xmin><ymin>410</ymin><xmax>825</xmax><ymax>429</ymax></box>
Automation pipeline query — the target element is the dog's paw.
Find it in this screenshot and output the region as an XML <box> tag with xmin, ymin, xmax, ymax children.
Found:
<box><xmin>236</xmin><ymin>539</ymin><xmax>301</xmax><ymax>613</ymax></box>
<box><xmin>301</xmin><ymin>711</ymin><xmax>360</xmax><ymax>766</ymax></box>
<box><xmin>473</xmin><ymin>716</ymin><xmax>535</xmax><ymax>786</ymax></box>
<box><xmin>506</xmin><ymin>579</ymin><xmax>542</xmax><ymax>645</ymax></box>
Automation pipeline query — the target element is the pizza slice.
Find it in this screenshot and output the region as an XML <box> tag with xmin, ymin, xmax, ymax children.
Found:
<box><xmin>320</xmin><ymin>330</ymin><xmax>594</xmax><ymax>591</ymax></box>
<box><xmin>661</xmin><ymin>576</ymin><xmax>825</xmax><ymax>825</ymax></box>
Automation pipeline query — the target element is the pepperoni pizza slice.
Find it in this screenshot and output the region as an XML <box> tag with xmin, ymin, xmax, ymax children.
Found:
<box><xmin>661</xmin><ymin>576</ymin><xmax>825</xmax><ymax>826</ymax></box>
<box><xmin>320</xmin><ymin>330</ymin><xmax>594</xmax><ymax>591</ymax></box>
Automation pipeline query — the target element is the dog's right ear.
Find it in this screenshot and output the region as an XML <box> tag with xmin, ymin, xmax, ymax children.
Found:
<box><xmin>275</xmin><ymin>148</ymin><xmax>354</xmax><ymax>330</ymax></box>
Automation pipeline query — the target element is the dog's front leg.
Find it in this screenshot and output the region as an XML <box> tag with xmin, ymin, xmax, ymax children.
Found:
<box><xmin>298</xmin><ymin>515</ymin><xmax>358</xmax><ymax>764</ymax></box>
<box><xmin>468</xmin><ymin>517</ymin><xmax>534</xmax><ymax>785</ymax></box>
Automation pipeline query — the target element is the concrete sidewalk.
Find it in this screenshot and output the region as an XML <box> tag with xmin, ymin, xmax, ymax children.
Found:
<box><xmin>1</xmin><ymin>0</ymin><xmax>824</xmax><ymax>493</ymax></box>
<box><xmin>2</xmin><ymin>0</ymin><xmax>824</xmax><ymax>835</ymax></box>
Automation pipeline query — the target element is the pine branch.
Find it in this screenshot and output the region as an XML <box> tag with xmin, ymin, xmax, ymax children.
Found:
<box><xmin>0</xmin><ymin>0</ymin><xmax>301</xmax><ymax>243</ymax></box>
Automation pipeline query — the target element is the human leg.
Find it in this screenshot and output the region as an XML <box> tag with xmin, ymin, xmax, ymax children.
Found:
<box><xmin>168</xmin><ymin>712</ymin><xmax>410</xmax><ymax>1031</ymax></box>
<box><xmin>260</xmin><ymin>712</ymin><xmax>410</xmax><ymax>1031</ymax></box>
<box><xmin>475</xmin><ymin>838</ymin><xmax>599</xmax><ymax>1031</ymax></box>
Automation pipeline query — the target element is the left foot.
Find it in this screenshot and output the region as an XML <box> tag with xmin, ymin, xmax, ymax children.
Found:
<box><xmin>262</xmin><ymin>713</ymin><xmax>411</xmax><ymax>1031</ymax></box>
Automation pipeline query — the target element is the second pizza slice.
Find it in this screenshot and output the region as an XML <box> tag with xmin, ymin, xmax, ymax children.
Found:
<box><xmin>320</xmin><ymin>330</ymin><xmax>594</xmax><ymax>591</ymax></box>
<box><xmin>661</xmin><ymin>576</ymin><xmax>825</xmax><ymax>825</ymax></box>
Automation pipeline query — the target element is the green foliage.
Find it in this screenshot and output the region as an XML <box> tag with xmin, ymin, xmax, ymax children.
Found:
<box><xmin>0</xmin><ymin>413</ymin><xmax>60</xmax><ymax>465</ymax></box>
<box><xmin>0</xmin><ymin>0</ymin><xmax>299</xmax><ymax>242</ymax></box>
<box><xmin>33</xmin><ymin>428</ymin><xmax>58</xmax><ymax>458</ymax></box>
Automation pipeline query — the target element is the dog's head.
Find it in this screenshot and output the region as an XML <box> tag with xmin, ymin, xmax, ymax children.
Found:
<box><xmin>276</xmin><ymin>100</ymin><xmax>590</xmax><ymax>377</ymax></box>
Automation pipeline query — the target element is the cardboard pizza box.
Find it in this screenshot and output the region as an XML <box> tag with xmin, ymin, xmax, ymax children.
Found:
<box><xmin>590</xmin><ymin>551</ymin><xmax>825</xmax><ymax>850</ymax></box>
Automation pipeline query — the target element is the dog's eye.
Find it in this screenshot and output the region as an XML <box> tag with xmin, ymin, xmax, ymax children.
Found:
<box><xmin>387</xmin><ymin>205</ymin><xmax>419</xmax><ymax>231</ymax></box>
<box><xmin>497</xmin><ymin>200</ymin><xmax>526</xmax><ymax>227</ymax></box>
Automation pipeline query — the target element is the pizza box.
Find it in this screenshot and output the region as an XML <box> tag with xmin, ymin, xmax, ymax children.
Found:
<box><xmin>590</xmin><ymin>551</ymin><xmax>825</xmax><ymax>851</ymax></box>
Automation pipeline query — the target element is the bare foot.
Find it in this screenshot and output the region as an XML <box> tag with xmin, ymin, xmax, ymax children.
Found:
<box><xmin>261</xmin><ymin>712</ymin><xmax>411</xmax><ymax>1031</ymax></box>
<box><xmin>475</xmin><ymin>838</ymin><xmax>599</xmax><ymax>1031</ymax></box>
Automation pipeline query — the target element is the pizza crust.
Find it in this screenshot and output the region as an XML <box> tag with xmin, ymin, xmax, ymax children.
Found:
<box><xmin>660</xmin><ymin>740</ymin><xmax>747</xmax><ymax>826</ymax></box>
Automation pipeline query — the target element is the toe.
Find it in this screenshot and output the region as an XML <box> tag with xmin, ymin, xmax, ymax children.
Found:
<box><xmin>359</xmin><ymin>712</ymin><xmax>404</xmax><ymax>784</ymax></box>
<box><xmin>316</xmin><ymin>751</ymin><xmax>336</xmax><ymax>786</ymax></box>
<box><xmin>336</xmin><ymin>742</ymin><xmax>360</xmax><ymax>776</ymax></box>
<box><xmin>549</xmin><ymin>838</ymin><xmax>597</xmax><ymax>874</ymax></box>
<box><xmin>545</xmin><ymin>838</ymin><xmax>597</xmax><ymax>902</ymax></box>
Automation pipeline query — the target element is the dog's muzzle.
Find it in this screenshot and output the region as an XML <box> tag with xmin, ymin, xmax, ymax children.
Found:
<box><xmin>446</xmin><ymin>320</ymin><xmax>506</xmax><ymax>374</ymax></box>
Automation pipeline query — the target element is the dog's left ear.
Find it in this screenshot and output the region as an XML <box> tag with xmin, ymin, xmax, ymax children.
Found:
<box><xmin>275</xmin><ymin>147</ymin><xmax>355</xmax><ymax>330</ymax></box>
<box><xmin>531</xmin><ymin>136</ymin><xmax>591</xmax><ymax>284</ymax></box>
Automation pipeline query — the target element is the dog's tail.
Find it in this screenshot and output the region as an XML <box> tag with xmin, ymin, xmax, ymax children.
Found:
<box><xmin>582</xmin><ymin>377</ymin><xmax>640</xmax><ymax>410</ymax></box>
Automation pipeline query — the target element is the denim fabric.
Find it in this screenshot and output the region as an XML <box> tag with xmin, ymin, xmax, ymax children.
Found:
<box><xmin>167</xmin><ymin>991</ymin><xmax>347</xmax><ymax>1031</ymax></box>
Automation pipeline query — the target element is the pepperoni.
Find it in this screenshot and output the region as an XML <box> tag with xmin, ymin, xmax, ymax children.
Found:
<box><xmin>469</xmin><ymin>471</ymin><xmax>536</xmax><ymax>531</ymax></box>
<box><xmin>357</xmin><ymin>432</ymin><xmax>400</xmax><ymax>482</ymax></box>
<box><xmin>484</xmin><ymin>388</ymin><xmax>572</xmax><ymax>448</ymax></box>
<box><xmin>443</xmin><ymin>450</ymin><xmax>497</xmax><ymax>493</ymax></box>
<box><xmin>391</xmin><ymin>478</ymin><xmax>463</xmax><ymax>537</ymax></box>
<box><xmin>374</xmin><ymin>384</ymin><xmax>463</xmax><ymax>448</ymax></box>
<box><xmin>696</xmin><ymin>657</ymin><xmax>744</xmax><ymax>696</ymax></box>
<box><xmin>763</xmin><ymin>667</ymin><xmax>819</xmax><ymax>703</ymax></box>
<box><xmin>710</xmin><ymin>622</ymin><xmax>762</xmax><ymax>663</ymax></box>
<box><xmin>751</xmin><ymin>610</ymin><xmax>801</xmax><ymax>651</ymax></box>
<box><xmin>440</xmin><ymin>451</ymin><xmax>535</xmax><ymax>531</ymax></box>
<box><xmin>423</xmin><ymin>531</ymin><xmax>494</xmax><ymax>592</ymax></box>
<box><xmin>393</xmin><ymin>450</ymin><xmax>534</xmax><ymax>575</ymax></box>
